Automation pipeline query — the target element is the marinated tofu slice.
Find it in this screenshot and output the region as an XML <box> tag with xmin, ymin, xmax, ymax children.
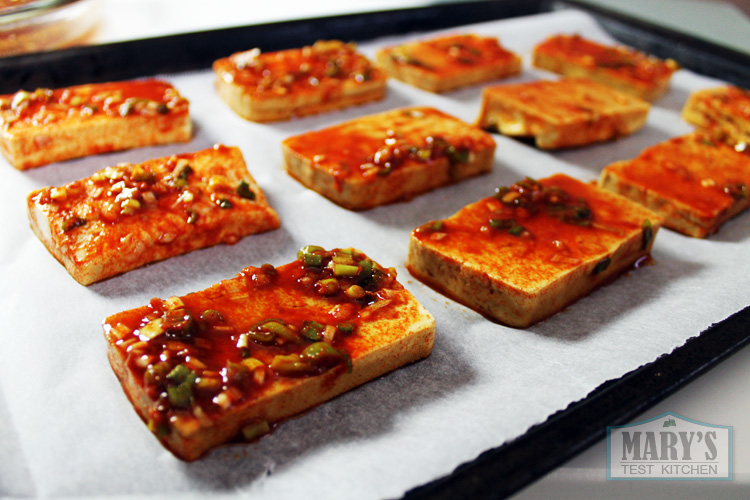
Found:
<box><xmin>376</xmin><ymin>33</ymin><xmax>522</xmax><ymax>93</ymax></box>
<box><xmin>103</xmin><ymin>246</ymin><xmax>435</xmax><ymax>460</ymax></box>
<box><xmin>533</xmin><ymin>34</ymin><xmax>679</xmax><ymax>101</ymax></box>
<box><xmin>682</xmin><ymin>86</ymin><xmax>750</xmax><ymax>149</ymax></box>
<box><xmin>0</xmin><ymin>79</ymin><xmax>191</xmax><ymax>170</ymax></box>
<box><xmin>27</xmin><ymin>145</ymin><xmax>280</xmax><ymax>285</ymax></box>
<box><xmin>213</xmin><ymin>40</ymin><xmax>387</xmax><ymax>122</ymax></box>
<box><xmin>599</xmin><ymin>133</ymin><xmax>750</xmax><ymax>238</ymax></box>
<box><xmin>407</xmin><ymin>174</ymin><xmax>661</xmax><ymax>327</ymax></box>
<box><xmin>282</xmin><ymin>106</ymin><xmax>496</xmax><ymax>210</ymax></box>
<box><xmin>476</xmin><ymin>77</ymin><xmax>650</xmax><ymax>149</ymax></box>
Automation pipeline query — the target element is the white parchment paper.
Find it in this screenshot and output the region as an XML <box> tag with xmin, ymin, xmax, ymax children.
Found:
<box><xmin>1</xmin><ymin>9</ymin><xmax>747</xmax><ymax>499</ymax></box>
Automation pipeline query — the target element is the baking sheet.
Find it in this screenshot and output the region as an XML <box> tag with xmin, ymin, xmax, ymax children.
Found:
<box><xmin>0</xmin><ymin>9</ymin><xmax>747</xmax><ymax>499</ymax></box>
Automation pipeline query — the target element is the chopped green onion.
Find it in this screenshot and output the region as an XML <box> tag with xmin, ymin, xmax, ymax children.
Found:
<box><xmin>300</xmin><ymin>321</ymin><xmax>324</xmax><ymax>341</ymax></box>
<box><xmin>139</xmin><ymin>318</ymin><xmax>165</xmax><ymax>340</ymax></box>
<box><xmin>297</xmin><ymin>245</ymin><xmax>325</xmax><ymax>267</ymax></box>
<box><xmin>147</xmin><ymin>417</ymin><xmax>169</xmax><ymax>438</ymax></box>
<box><xmin>186</xmin><ymin>209</ymin><xmax>198</xmax><ymax>225</ymax></box>
<box><xmin>144</xmin><ymin>361</ymin><xmax>171</xmax><ymax>386</ymax></box>
<box><xmin>249</xmin><ymin>318</ymin><xmax>298</xmax><ymax>344</ymax></box>
<box><xmin>241</xmin><ymin>357</ymin><xmax>265</xmax><ymax>371</ymax></box>
<box><xmin>163</xmin><ymin>308</ymin><xmax>195</xmax><ymax>338</ymax></box>
<box><xmin>724</xmin><ymin>183</ymin><xmax>749</xmax><ymax>200</ymax></box>
<box><xmin>332</xmin><ymin>253</ymin><xmax>356</xmax><ymax>265</ymax></box>
<box><xmin>62</xmin><ymin>215</ymin><xmax>86</xmax><ymax>232</ymax></box>
<box><xmin>333</xmin><ymin>263</ymin><xmax>359</xmax><ymax>277</ymax></box>
<box><xmin>178</xmin><ymin>164</ymin><xmax>193</xmax><ymax>180</ymax></box>
<box><xmin>337</xmin><ymin>323</ymin><xmax>355</xmax><ymax>335</ymax></box>
<box><xmin>446</xmin><ymin>146</ymin><xmax>469</xmax><ymax>164</ymax></box>
<box><xmin>225</xmin><ymin>361</ymin><xmax>249</xmax><ymax>383</ymax></box>
<box><xmin>194</xmin><ymin>376</ymin><xmax>222</xmax><ymax>395</ymax></box>
<box><xmin>131</xmin><ymin>166</ymin><xmax>156</xmax><ymax>183</ymax></box>
<box><xmin>247</xmin><ymin>329</ymin><xmax>275</xmax><ymax>344</ymax></box>
<box><xmin>200</xmin><ymin>309</ymin><xmax>225</xmax><ymax>325</ymax></box>
<box><xmin>236</xmin><ymin>180</ymin><xmax>256</xmax><ymax>200</ymax></box>
<box><xmin>270</xmin><ymin>354</ymin><xmax>315</xmax><ymax>376</ymax></box>
<box><xmin>642</xmin><ymin>219</ymin><xmax>653</xmax><ymax>250</ymax></box>
<box><xmin>301</xmin><ymin>342</ymin><xmax>346</xmax><ymax>368</ymax></box>
<box><xmin>260</xmin><ymin>263</ymin><xmax>276</xmax><ymax>275</ymax></box>
<box><xmin>494</xmin><ymin>186</ymin><xmax>510</xmax><ymax>199</ymax></box>
<box><xmin>119</xmin><ymin>100</ymin><xmax>135</xmax><ymax>117</ymax></box>
<box><xmin>241</xmin><ymin>420</ymin><xmax>270</xmax><ymax>441</ymax></box>
<box><xmin>260</xmin><ymin>319</ymin><xmax>295</xmax><ymax>338</ymax></box>
<box><xmin>489</xmin><ymin>218</ymin><xmax>513</xmax><ymax>229</ymax></box>
<box><xmin>166</xmin><ymin>364</ymin><xmax>194</xmax><ymax>385</ymax></box>
<box><xmin>315</xmin><ymin>278</ymin><xmax>340</xmax><ymax>296</ymax></box>
<box><xmin>345</xmin><ymin>284</ymin><xmax>365</xmax><ymax>299</ymax></box>
<box><xmin>594</xmin><ymin>257</ymin><xmax>611</xmax><ymax>275</ymax></box>
<box><xmin>167</xmin><ymin>382</ymin><xmax>193</xmax><ymax>408</ymax></box>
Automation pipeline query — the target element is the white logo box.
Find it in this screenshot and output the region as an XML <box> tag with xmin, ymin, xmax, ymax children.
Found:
<box><xmin>607</xmin><ymin>411</ymin><xmax>732</xmax><ymax>480</ymax></box>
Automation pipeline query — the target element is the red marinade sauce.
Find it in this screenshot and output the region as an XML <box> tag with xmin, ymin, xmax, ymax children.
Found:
<box><xmin>104</xmin><ymin>247</ymin><xmax>400</xmax><ymax>426</ymax></box>
<box><xmin>29</xmin><ymin>145</ymin><xmax>250</xmax><ymax>236</ymax></box>
<box><xmin>699</xmin><ymin>86</ymin><xmax>750</xmax><ymax>122</ymax></box>
<box><xmin>412</xmin><ymin>174</ymin><xmax>649</xmax><ymax>288</ymax></box>
<box><xmin>536</xmin><ymin>34</ymin><xmax>676</xmax><ymax>86</ymax></box>
<box><xmin>214</xmin><ymin>41</ymin><xmax>382</xmax><ymax>98</ymax></box>
<box><xmin>282</xmin><ymin>107</ymin><xmax>493</xmax><ymax>185</ymax></box>
<box><xmin>393</xmin><ymin>34</ymin><xmax>519</xmax><ymax>76</ymax></box>
<box><xmin>0</xmin><ymin>79</ymin><xmax>188</xmax><ymax>131</ymax></box>
<box><xmin>608</xmin><ymin>134</ymin><xmax>750</xmax><ymax>217</ymax></box>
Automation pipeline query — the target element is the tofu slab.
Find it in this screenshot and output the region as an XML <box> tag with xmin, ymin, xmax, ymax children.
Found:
<box><xmin>533</xmin><ymin>34</ymin><xmax>679</xmax><ymax>102</ymax></box>
<box><xmin>376</xmin><ymin>33</ymin><xmax>521</xmax><ymax>93</ymax></box>
<box><xmin>476</xmin><ymin>78</ymin><xmax>650</xmax><ymax>149</ymax></box>
<box><xmin>682</xmin><ymin>86</ymin><xmax>750</xmax><ymax>148</ymax></box>
<box><xmin>213</xmin><ymin>40</ymin><xmax>387</xmax><ymax>122</ymax></box>
<box><xmin>27</xmin><ymin>145</ymin><xmax>280</xmax><ymax>285</ymax></box>
<box><xmin>0</xmin><ymin>79</ymin><xmax>191</xmax><ymax>170</ymax></box>
<box><xmin>599</xmin><ymin>133</ymin><xmax>750</xmax><ymax>238</ymax></box>
<box><xmin>282</xmin><ymin>106</ymin><xmax>496</xmax><ymax>210</ymax></box>
<box><xmin>103</xmin><ymin>247</ymin><xmax>435</xmax><ymax>460</ymax></box>
<box><xmin>407</xmin><ymin>174</ymin><xmax>661</xmax><ymax>327</ymax></box>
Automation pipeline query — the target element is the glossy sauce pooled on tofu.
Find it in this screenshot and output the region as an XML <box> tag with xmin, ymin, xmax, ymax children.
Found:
<box><xmin>213</xmin><ymin>40</ymin><xmax>383</xmax><ymax>100</ymax></box>
<box><xmin>283</xmin><ymin>107</ymin><xmax>495</xmax><ymax>187</ymax></box>
<box><xmin>103</xmin><ymin>247</ymin><xmax>404</xmax><ymax>435</ymax></box>
<box><xmin>534</xmin><ymin>34</ymin><xmax>678</xmax><ymax>88</ymax></box>
<box><xmin>0</xmin><ymin>79</ymin><xmax>189</xmax><ymax>132</ymax></box>
<box><xmin>384</xmin><ymin>34</ymin><xmax>520</xmax><ymax>76</ymax></box>
<box><xmin>411</xmin><ymin>174</ymin><xmax>655</xmax><ymax>288</ymax></box>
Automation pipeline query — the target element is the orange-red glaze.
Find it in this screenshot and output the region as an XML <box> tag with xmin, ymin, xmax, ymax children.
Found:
<box><xmin>481</xmin><ymin>78</ymin><xmax>648</xmax><ymax>125</ymax></box>
<box><xmin>283</xmin><ymin>107</ymin><xmax>495</xmax><ymax>185</ymax></box>
<box><xmin>103</xmin><ymin>248</ymin><xmax>404</xmax><ymax>420</ymax></box>
<box><xmin>412</xmin><ymin>174</ymin><xmax>650</xmax><ymax>290</ymax></box>
<box><xmin>535</xmin><ymin>34</ymin><xmax>676</xmax><ymax>87</ymax></box>
<box><xmin>0</xmin><ymin>79</ymin><xmax>189</xmax><ymax>132</ymax></box>
<box><xmin>605</xmin><ymin>134</ymin><xmax>750</xmax><ymax>217</ymax></box>
<box><xmin>384</xmin><ymin>34</ymin><xmax>519</xmax><ymax>77</ymax></box>
<box><xmin>689</xmin><ymin>86</ymin><xmax>750</xmax><ymax>125</ymax></box>
<box><xmin>213</xmin><ymin>40</ymin><xmax>383</xmax><ymax>100</ymax></box>
<box><xmin>29</xmin><ymin>145</ymin><xmax>256</xmax><ymax>238</ymax></box>
<box><xmin>27</xmin><ymin>145</ymin><xmax>280</xmax><ymax>287</ymax></box>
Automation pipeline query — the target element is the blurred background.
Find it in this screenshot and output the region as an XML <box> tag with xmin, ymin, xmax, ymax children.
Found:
<box><xmin>1</xmin><ymin>0</ymin><xmax>748</xmax><ymax>57</ymax></box>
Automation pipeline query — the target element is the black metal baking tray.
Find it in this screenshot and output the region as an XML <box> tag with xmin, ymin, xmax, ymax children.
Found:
<box><xmin>3</xmin><ymin>1</ymin><xmax>749</xmax><ymax>498</ymax></box>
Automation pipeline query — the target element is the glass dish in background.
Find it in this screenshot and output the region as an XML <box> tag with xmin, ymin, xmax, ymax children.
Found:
<box><xmin>0</xmin><ymin>0</ymin><xmax>100</xmax><ymax>56</ymax></box>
